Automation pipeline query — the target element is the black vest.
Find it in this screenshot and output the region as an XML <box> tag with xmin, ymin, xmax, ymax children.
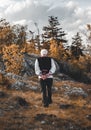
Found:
<box><xmin>38</xmin><ymin>57</ymin><xmax>51</xmax><ymax>75</ymax></box>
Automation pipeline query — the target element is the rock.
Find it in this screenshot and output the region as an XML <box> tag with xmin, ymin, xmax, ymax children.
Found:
<box><xmin>59</xmin><ymin>104</ymin><xmax>74</xmax><ymax>109</ymax></box>
<box><xmin>62</xmin><ymin>85</ymin><xmax>88</xmax><ymax>98</ymax></box>
<box><xmin>0</xmin><ymin>91</ymin><xmax>7</xmax><ymax>98</ymax></box>
<box><xmin>41</xmin><ymin>121</ymin><xmax>46</xmax><ymax>124</ymax></box>
<box><xmin>86</xmin><ymin>115</ymin><xmax>91</xmax><ymax>120</ymax></box>
<box><xmin>11</xmin><ymin>81</ymin><xmax>27</xmax><ymax>90</ymax></box>
<box><xmin>15</xmin><ymin>96</ymin><xmax>29</xmax><ymax>107</ymax></box>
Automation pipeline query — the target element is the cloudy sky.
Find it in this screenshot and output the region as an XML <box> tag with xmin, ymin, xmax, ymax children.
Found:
<box><xmin>0</xmin><ymin>0</ymin><xmax>91</xmax><ymax>43</ymax></box>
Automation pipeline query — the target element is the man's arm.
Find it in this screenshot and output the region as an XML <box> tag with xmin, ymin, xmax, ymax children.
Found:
<box><xmin>49</xmin><ymin>58</ymin><xmax>56</xmax><ymax>74</ymax></box>
<box><xmin>35</xmin><ymin>59</ymin><xmax>42</xmax><ymax>76</ymax></box>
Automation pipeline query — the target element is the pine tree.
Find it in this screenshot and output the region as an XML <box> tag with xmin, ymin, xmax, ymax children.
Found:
<box><xmin>42</xmin><ymin>16</ymin><xmax>67</xmax><ymax>46</ymax></box>
<box><xmin>70</xmin><ymin>32</ymin><xmax>84</xmax><ymax>59</ymax></box>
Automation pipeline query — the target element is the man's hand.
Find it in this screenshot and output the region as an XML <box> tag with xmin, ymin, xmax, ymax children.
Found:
<box><xmin>41</xmin><ymin>72</ymin><xmax>52</xmax><ymax>80</ymax></box>
<box><xmin>41</xmin><ymin>74</ymin><xmax>47</xmax><ymax>80</ymax></box>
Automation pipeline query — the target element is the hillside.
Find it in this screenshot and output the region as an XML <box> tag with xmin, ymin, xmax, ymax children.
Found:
<box><xmin>0</xmin><ymin>74</ymin><xmax>91</xmax><ymax>130</ymax></box>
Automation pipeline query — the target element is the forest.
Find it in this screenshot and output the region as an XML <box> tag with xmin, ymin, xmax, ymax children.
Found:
<box><xmin>0</xmin><ymin>16</ymin><xmax>91</xmax><ymax>83</ymax></box>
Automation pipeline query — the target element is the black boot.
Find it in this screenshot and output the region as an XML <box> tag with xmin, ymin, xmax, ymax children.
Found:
<box><xmin>48</xmin><ymin>98</ymin><xmax>52</xmax><ymax>104</ymax></box>
<box><xmin>43</xmin><ymin>97</ymin><xmax>49</xmax><ymax>107</ymax></box>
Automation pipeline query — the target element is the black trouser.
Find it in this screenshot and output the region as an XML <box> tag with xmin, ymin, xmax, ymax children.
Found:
<box><xmin>40</xmin><ymin>78</ymin><xmax>53</xmax><ymax>105</ymax></box>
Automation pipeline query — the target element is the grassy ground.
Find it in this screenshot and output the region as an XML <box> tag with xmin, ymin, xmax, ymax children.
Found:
<box><xmin>0</xmin><ymin>75</ymin><xmax>91</xmax><ymax>130</ymax></box>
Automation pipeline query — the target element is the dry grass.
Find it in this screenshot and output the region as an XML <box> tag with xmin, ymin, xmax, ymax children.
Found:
<box><xmin>0</xmin><ymin>76</ymin><xmax>91</xmax><ymax>130</ymax></box>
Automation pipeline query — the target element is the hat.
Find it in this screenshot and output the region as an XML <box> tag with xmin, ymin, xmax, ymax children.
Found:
<box><xmin>40</xmin><ymin>49</ymin><xmax>48</xmax><ymax>56</ymax></box>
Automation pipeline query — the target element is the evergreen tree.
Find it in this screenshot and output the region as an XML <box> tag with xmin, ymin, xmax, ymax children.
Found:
<box><xmin>70</xmin><ymin>32</ymin><xmax>84</xmax><ymax>59</ymax></box>
<box><xmin>42</xmin><ymin>16</ymin><xmax>67</xmax><ymax>46</ymax></box>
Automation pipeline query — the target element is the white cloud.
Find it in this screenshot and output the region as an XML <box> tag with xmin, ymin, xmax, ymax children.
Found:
<box><xmin>0</xmin><ymin>0</ymin><xmax>12</xmax><ymax>8</ymax></box>
<box><xmin>74</xmin><ymin>7</ymin><xmax>84</xmax><ymax>18</ymax></box>
<box><xmin>86</xmin><ymin>7</ymin><xmax>91</xmax><ymax>19</ymax></box>
<box><xmin>4</xmin><ymin>0</ymin><xmax>31</xmax><ymax>15</ymax></box>
<box><xmin>5</xmin><ymin>3</ymin><xmax>21</xmax><ymax>15</ymax></box>
<box><xmin>13</xmin><ymin>19</ymin><xmax>27</xmax><ymax>25</ymax></box>
<box><xmin>0</xmin><ymin>13</ymin><xmax>3</xmax><ymax>18</ymax></box>
<box><xmin>66</xmin><ymin>0</ymin><xmax>78</xmax><ymax>9</ymax></box>
<box><xmin>0</xmin><ymin>0</ymin><xmax>91</xmax><ymax>44</ymax></box>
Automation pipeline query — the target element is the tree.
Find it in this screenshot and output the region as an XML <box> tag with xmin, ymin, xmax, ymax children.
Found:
<box><xmin>49</xmin><ymin>39</ymin><xmax>69</xmax><ymax>61</ymax></box>
<box><xmin>0</xmin><ymin>18</ymin><xmax>27</xmax><ymax>52</ymax></box>
<box><xmin>80</xmin><ymin>24</ymin><xmax>91</xmax><ymax>55</ymax></box>
<box><xmin>86</xmin><ymin>24</ymin><xmax>91</xmax><ymax>41</ymax></box>
<box><xmin>42</xmin><ymin>16</ymin><xmax>67</xmax><ymax>46</ymax></box>
<box><xmin>12</xmin><ymin>24</ymin><xmax>27</xmax><ymax>48</ymax></box>
<box><xmin>85</xmin><ymin>24</ymin><xmax>91</xmax><ymax>55</ymax></box>
<box><xmin>34</xmin><ymin>22</ymin><xmax>41</xmax><ymax>51</ymax></box>
<box><xmin>49</xmin><ymin>39</ymin><xmax>60</xmax><ymax>60</ymax></box>
<box><xmin>0</xmin><ymin>18</ymin><xmax>14</xmax><ymax>50</ymax></box>
<box><xmin>70</xmin><ymin>32</ymin><xmax>84</xmax><ymax>59</ymax></box>
<box><xmin>2</xmin><ymin>44</ymin><xmax>23</xmax><ymax>74</ymax></box>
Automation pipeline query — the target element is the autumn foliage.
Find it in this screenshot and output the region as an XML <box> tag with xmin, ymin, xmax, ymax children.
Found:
<box><xmin>2</xmin><ymin>44</ymin><xmax>23</xmax><ymax>74</ymax></box>
<box><xmin>0</xmin><ymin>18</ymin><xmax>91</xmax><ymax>83</ymax></box>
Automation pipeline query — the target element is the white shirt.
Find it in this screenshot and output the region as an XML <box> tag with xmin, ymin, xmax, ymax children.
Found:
<box><xmin>35</xmin><ymin>57</ymin><xmax>56</xmax><ymax>79</ymax></box>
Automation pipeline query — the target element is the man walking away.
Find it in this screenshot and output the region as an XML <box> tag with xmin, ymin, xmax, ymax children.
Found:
<box><xmin>35</xmin><ymin>49</ymin><xmax>56</xmax><ymax>107</ymax></box>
